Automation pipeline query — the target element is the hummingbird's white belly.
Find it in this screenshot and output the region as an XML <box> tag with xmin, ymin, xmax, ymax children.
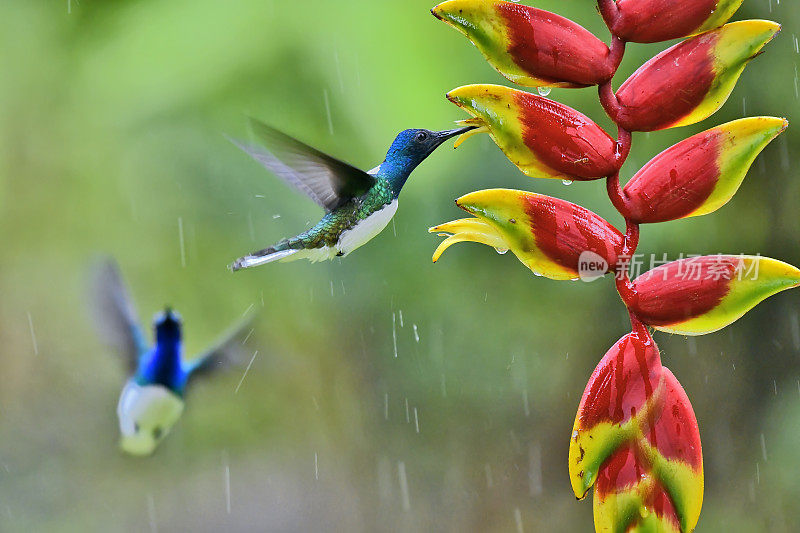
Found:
<box><xmin>117</xmin><ymin>380</ymin><xmax>185</xmax><ymax>456</ymax></box>
<box><xmin>337</xmin><ymin>199</ymin><xmax>399</xmax><ymax>256</ymax></box>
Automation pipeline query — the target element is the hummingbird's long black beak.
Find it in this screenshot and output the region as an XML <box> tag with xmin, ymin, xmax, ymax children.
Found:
<box><xmin>434</xmin><ymin>125</ymin><xmax>478</xmax><ymax>144</ymax></box>
<box><xmin>431</xmin><ymin>125</ymin><xmax>481</xmax><ymax>152</ymax></box>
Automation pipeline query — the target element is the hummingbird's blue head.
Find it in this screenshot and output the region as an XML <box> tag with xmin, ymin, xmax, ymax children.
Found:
<box><xmin>381</xmin><ymin>126</ymin><xmax>476</xmax><ymax>195</ymax></box>
<box><xmin>154</xmin><ymin>307</ymin><xmax>182</xmax><ymax>345</ymax></box>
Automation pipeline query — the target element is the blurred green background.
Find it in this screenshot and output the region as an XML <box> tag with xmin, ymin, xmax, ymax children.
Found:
<box><xmin>1</xmin><ymin>0</ymin><xmax>799</xmax><ymax>531</ymax></box>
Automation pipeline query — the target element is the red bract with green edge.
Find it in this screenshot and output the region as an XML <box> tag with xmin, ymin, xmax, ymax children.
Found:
<box><xmin>429</xmin><ymin>1</ymin><xmax>792</xmax><ymax>530</ymax></box>
<box><xmin>607</xmin><ymin>21</ymin><xmax>780</xmax><ymax>132</ymax></box>
<box><xmin>599</xmin><ymin>0</ymin><xmax>744</xmax><ymax>43</ymax></box>
<box><xmin>432</xmin><ymin>0</ymin><xmax>617</xmax><ymax>87</ymax></box>
<box><xmin>429</xmin><ymin>189</ymin><xmax>623</xmax><ymax>280</ymax></box>
<box><xmin>569</xmin><ymin>327</ymin><xmax>703</xmax><ymax>532</ymax></box>
<box><xmin>447</xmin><ymin>84</ymin><xmax>619</xmax><ymax>180</ymax></box>
<box><xmin>621</xmin><ymin>117</ymin><xmax>788</xmax><ymax>223</ymax></box>
<box><xmin>628</xmin><ymin>255</ymin><xmax>800</xmax><ymax>335</ymax></box>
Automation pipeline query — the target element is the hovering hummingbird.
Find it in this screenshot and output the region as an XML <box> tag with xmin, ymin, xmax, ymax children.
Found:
<box><xmin>228</xmin><ymin>118</ymin><xmax>476</xmax><ymax>270</ymax></box>
<box><xmin>91</xmin><ymin>260</ymin><xmax>254</xmax><ymax>456</ymax></box>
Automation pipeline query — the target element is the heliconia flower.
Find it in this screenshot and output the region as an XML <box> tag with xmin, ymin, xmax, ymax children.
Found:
<box><xmin>600</xmin><ymin>0</ymin><xmax>744</xmax><ymax>43</ymax></box>
<box><xmin>431</xmin><ymin>0</ymin><xmax>616</xmax><ymax>88</ymax></box>
<box><xmin>447</xmin><ymin>84</ymin><xmax>619</xmax><ymax>180</ymax></box>
<box><xmin>569</xmin><ymin>330</ymin><xmax>703</xmax><ymax>532</ymax></box>
<box><xmin>429</xmin><ymin>188</ymin><xmax>624</xmax><ymax>280</ymax></box>
<box><xmin>609</xmin><ymin>21</ymin><xmax>781</xmax><ymax>132</ymax></box>
<box><xmin>629</xmin><ymin>255</ymin><xmax>800</xmax><ymax>335</ymax></box>
<box><xmin>622</xmin><ymin>117</ymin><xmax>788</xmax><ymax>223</ymax></box>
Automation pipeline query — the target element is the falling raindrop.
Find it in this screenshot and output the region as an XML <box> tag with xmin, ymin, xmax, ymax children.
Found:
<box><xmin>178</xmin><ymin>217</ymin><xmax>186</xmax><ymax>268</ymax></box>
<box><xmin>323</xmin><ymin>89</ymin><xmax>334</xmax><ymax>135</ymax></box>
<box><xmin>522</xmin><ymin>389</ymin><xmax>530</xmax><ymax>417</ymax></box>
<box><xmin>537</xmin><ymin>86</ymin><xmax>551</xmax><ymax>97</ymax></box>
<box><xmin>514</xmin><ymin>508</ymin><xmax>524</xmax><ymax>533</ymax></box>
<box><xmin>413</xmin><ymin>324</ymin><xmax>420</xmax><ymax>343</ymax></box>
<box><xmin>392</xmin><ymin>312</ymin><xmax>398</xmax><ymax>358</ymax></box>
<box><xmin>222</xmin><ymin>451</ymin><xmax>231</xmax><ymax>513</ymax></box>
<box><xmin>146</xmin><ymin>494</ymin><xmax>157</xmax><ymax>533</ymax></box>
<box><xmin>398</xmin><ymin>461</ymin><xmax>410</xmax><ymax>511</ymax></box>
<box><xmin>529</xmin><ymin>442</ymin><xmax>543</xmax><ymax>496</ymax></box>
<box><xmin>27</xmin><ymin>312</ymin><xmax>38</xmax><ymax>356</ymax></box>
<box><xmin>234</xmin><ymin>351</ymin><xmax>259</xmax><ymax>394</ymax></box>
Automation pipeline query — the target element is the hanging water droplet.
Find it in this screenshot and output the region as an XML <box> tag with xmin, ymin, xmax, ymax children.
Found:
<box><xmin>494</xmin><ymin>247</ymin><xmax>509</xmax><ymax>255</ymax></box>
<box><xmin>537</xmin><ymin>86</ymin><xmax>551</xmax><ymax>97</ymax></box>
<box><xmin>562</xmin><ymin>179</ymin><xmax>573</xmax><ymax>186</ymax></box>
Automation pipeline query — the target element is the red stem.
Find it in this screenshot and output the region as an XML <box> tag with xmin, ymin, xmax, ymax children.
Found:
<box><xmin>607</xmin><ymin>35</ymin><xmax>627</xmax><ymax>77</ymax></box>
<box><xmin>599</xmin><ymin>81</ymin><xmax>622</xmax><ymax>124</ymax></box>
<box><xmin>597</xmin><ymin>19</ymin><xmax>645</xmax><ymax>326</ymax></box>
<box><xmin>615</xmin><ymin>126</ymin><xmax>632</xmax><ymax>165</ymax></box>
<box><xmin>597</xmin><ymin>0</ymin><xmax>619</xmax><ymax>22</ymax></box>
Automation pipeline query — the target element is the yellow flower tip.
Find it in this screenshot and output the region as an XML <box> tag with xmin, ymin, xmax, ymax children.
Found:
<box><xmin>427</xmin><ymin>223</ymin><xmax>452</xmax><ymax>233</ymax></box>
<box><xmin>721</xmin><ymin>20</ymin><xmax>782</xmax><ymax>60</ymax></box>
<box><xmin>446</xmin><ymin>84</ymin><xmax>489</xmax><ymax>107</ymax></box>
<box><xmin>453</xmin><ymin>125</ymin><xmax>489</xmax><ymax>148</ymax></box>
<box><xmin>431</xmin><ymin>0</ymin><xmax>481</xmax><ymax>28</ymax></box>
<box><xmin>431</xmin><ymin>234</ymin><xmax>460</xmax><ymax>263</ymax></box>
<box><xmin>456</xmin><ymin>188</ymin><xmax>526</xmax><ymax>219</ymax></box>
<box><xmin>428</xmin><ymin>217</ymin><xmax>509</xmax><ymax>263</ymax></box>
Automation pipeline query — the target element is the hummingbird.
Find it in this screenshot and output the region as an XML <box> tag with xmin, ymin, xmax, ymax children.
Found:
<box><xmin>90</xmin><ymin>260</ymin><xmax>254</xmax><ymax>456</ymax></box>
<box><xmin>228</xmin><ymin>118</ymin><xmax>476</xmax><ymax>270</ymax></box>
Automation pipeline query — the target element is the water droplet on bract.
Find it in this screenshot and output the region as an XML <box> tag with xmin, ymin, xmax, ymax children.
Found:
<box><xmin>562</xmin><ymin>179</ymin><xmax>573</xmax><ymax>186</ymax></box>
<box><xmin>494</xmin><ymin>247</ymin><xmax>509</xmax><ymax>255</ymax></box>
<box><xmin>537</xmin><ymin>86</ymin><xmax>551</xmax><ymax>97</ymax></box>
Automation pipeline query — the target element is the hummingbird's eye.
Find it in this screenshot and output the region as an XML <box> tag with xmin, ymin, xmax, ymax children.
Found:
<box><xmin>415</xmin><ymin>131</ymin><xmax>429</xmax><ymax>142</ymax></box>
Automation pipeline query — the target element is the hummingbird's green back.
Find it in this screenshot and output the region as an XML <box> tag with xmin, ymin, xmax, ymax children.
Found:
<box><xmin>278</xmin><ymin>178</ymin><xmax>394</xmax><ymax>250</ymax></box>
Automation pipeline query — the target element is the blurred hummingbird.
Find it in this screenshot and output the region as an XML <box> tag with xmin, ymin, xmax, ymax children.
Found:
<box><xmin>228</xmin><ymin>118</ymin><xmax>476</xmax><ymax>270</ymax></box>
<box><xmin>91</xmin><ymin>260</ymin><xmax>254</xmax><ymax>456</ymax></box>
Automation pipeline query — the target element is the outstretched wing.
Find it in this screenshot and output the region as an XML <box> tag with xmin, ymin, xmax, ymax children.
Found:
<box><xmin>89</xmin><ymin>259</ymin><xmax>148</xmax><ymax>373</ymax></box>
<box><xmin>228</xmin><ymin>118</ymin><xmax>377</xmax><ymax>212</ymax></box>
<box><xmin>184</xmin><ymin>315</ymin><xmax>257</xmax><ymax>380</ymax></box>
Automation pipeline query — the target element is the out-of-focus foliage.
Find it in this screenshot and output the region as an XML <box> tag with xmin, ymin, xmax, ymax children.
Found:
<box><xmin>0</xmin><ymin>1</ymin><xmax>799</xmax><ymax>531</ymax></box>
